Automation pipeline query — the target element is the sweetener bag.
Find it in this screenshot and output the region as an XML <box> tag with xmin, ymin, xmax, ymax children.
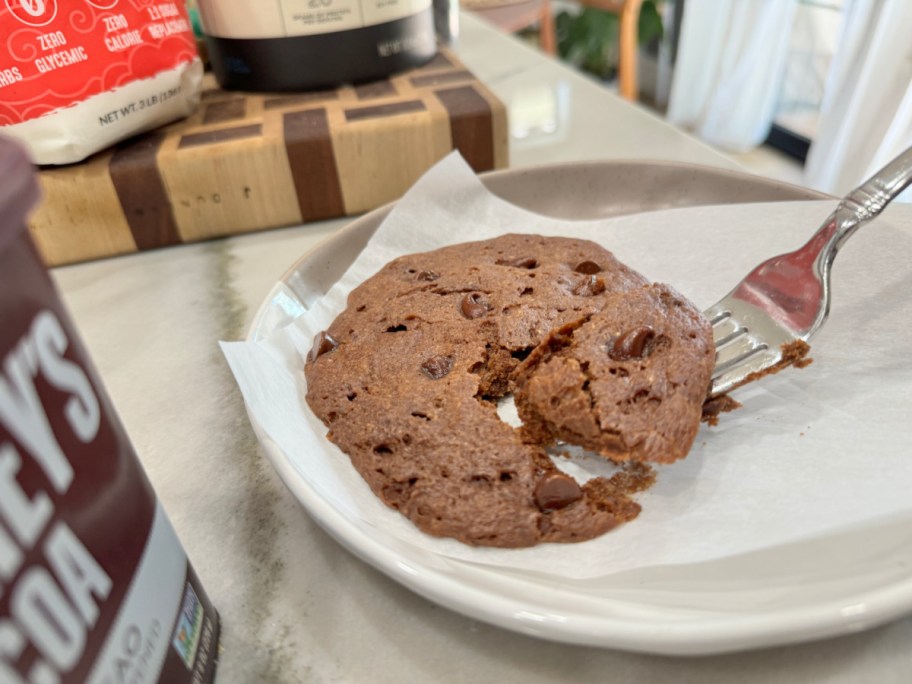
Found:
<box><xmin>0</xmin><ymin>1</ymin><xmax>202</xmax><ymax>164</ymax></box>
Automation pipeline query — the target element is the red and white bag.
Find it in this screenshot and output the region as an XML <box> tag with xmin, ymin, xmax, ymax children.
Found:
<box><xmin>0</xmin><ymin>0</ymin><xmax>202</xmax><ymax>165</ymax></box>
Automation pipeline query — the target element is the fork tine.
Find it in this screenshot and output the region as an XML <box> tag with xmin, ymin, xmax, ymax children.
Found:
<box><xmin>710</xmin><ymin>315</ymin><xmax>745</xmax><ymax>347</ymax></box>
<box><xmin>704</xmin><ymin>301</ymin><xmax>729</xmax><ymax>319</ymax></box>
<box><xmin>710</xmin><ymin>346</ymin><xmax>783</xmax><ymax>395</ymax></box>
<box><xmin>713</xmin><ymin>333</ymin><xmax>768</xmax><ymax>375</ymax></box>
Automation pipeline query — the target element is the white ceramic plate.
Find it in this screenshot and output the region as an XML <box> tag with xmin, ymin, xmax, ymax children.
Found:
<box><xmin>245</xmin><ymin>161</ymin><xmax>912</xmax><ymax>655</ymax></box>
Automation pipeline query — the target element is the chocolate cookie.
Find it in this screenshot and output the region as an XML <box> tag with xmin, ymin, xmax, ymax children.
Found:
<box><xmin>304</xmin><ymin>234</ymin><xmax>712</xmax><ymax>547</ymax></box>
<box><xmin>513</xmin><ymin>284</ymin><xmax>715</xmax><ymax>463</ymax></box>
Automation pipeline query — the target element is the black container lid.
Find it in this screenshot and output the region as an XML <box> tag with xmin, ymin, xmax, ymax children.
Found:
<box><xmin>0</xmin><ymin>134</ymin><xmax>41</xmax><ymax>256</ymax></box>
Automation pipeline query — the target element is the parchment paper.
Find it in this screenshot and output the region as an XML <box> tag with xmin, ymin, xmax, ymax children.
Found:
<box><xmin>222</xmin><ymin>153</ymin><xmax>912</xmax><ymax>579</ymax></box>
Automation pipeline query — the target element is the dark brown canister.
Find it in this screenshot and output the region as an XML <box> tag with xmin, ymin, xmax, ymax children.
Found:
<box><xmin>0</xmin><ymin>135</ymin><xmax>219</xmax><ymax>683</ymax></box>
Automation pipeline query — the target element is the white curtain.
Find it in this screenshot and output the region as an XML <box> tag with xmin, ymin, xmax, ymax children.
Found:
<box><xmin>667</xmin><ymin>0</ymin><xmax>798</xmax><ymax>153</ymax></box>
<box><xmin>803</xmin><ymin>0</ymin><xmax>912</xmax><ymax>200</ymax></box>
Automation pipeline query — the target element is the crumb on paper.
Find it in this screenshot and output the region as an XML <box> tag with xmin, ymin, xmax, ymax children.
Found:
<box><xmin>702</xmin><ymin>394</ymin><xmax>742</xmax><ymax>426</ymax></box>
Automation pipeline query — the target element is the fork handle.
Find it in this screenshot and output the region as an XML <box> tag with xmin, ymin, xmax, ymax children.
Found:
<box><xmin>832</xmin><ymin>145</ymin><xmax>912</xmax><ymax>252</ymax></box>
<box><xmin>789</xmin><ymin>146</ymin><xmax>912</xmax><ymax>340</ymax></box>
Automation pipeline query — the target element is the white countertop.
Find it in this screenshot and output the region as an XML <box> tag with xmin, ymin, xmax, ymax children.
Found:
<box><xmin>51</xmin><ymin>13</ymin><xmax>912</xmax><ymax>684</ymax></box>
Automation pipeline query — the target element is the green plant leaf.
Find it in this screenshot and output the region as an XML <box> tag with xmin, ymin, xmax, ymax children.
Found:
<box><xmin>638</xmin><ymin>0</ymin><xmax>664</xmax><ymax>44</ymax></box>
<box><xmin>556</xmin><ymin>1</ymin><xmax>662</xmax><ymax>80</ymax></box>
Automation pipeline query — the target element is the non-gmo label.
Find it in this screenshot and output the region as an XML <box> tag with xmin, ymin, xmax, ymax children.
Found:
<box><xmin>170</xmin><ymin>583</ymin><xmax>204</xmax><ymax>670</ymax></box>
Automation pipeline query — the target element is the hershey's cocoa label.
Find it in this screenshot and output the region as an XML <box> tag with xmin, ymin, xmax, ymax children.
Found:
<box><xmin>0</xmin><ymin>232</ymin><xmax>218</xmax><ymax>683</ymax></box>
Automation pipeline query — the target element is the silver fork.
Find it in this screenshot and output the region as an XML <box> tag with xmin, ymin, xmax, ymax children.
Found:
<box><xmin>706</xmin><ymin>146</ymin><xmax>912</xmax><ymax>398</ymax></box>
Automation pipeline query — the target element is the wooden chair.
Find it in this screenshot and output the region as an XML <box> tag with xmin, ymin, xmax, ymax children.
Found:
<box><xmin>464</xmin><ymin>0</ymin><xmax>557</xmax><ymax>56</ymax></box>
<box><xmin>466</xmin><ymin>0</ymin><xmax>643</xmax><ymax>101</ymax></box>
<box><xmin>577</xmin><ymin>0</ymin><xmax>643</xmax><ymax>101</ymax></box>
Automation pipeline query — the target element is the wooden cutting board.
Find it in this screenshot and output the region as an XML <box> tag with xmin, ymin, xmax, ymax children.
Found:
<box><xmin>30</xmin><ymin>50</ymin><xmax>508</xmax><ymax>266</ymax></box>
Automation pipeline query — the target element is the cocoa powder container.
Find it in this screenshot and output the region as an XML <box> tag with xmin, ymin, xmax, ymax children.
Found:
<box><xmin>0</xmin><ymin>135</ymin><xmax>219</xmax><ymax>683</ymax></box>
<box><xmin>197</xmin><ymin>0</ymin><xmax>437</xmax><ymax>91</ymax></box>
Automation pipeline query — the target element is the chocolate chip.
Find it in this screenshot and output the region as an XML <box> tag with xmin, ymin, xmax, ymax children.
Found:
<box><xmin>308</xmin><ymin>331</ymin><xmax>338</xmax><ymax>362</ymax></box>
<box><xmin>534</xmin><ymin>472</ymin><xmax>582</xmax><ymax>511</ymax></box>
<box><xmin>416</xmin><ymin>270</ymin><xmax>440</xmax><ymax>281</ymax></box>
<box><xmin>609</xmin><ymin>326</ymin><xmax>656</xmax><ymax>361</ymax></box>
<box><xmin>572</xmin><ymin>275</ymin><xmax>606</xmax><ymax>296</ymax></box>
<box><xmin>496</xmin><ymin>257</ymin><xmax>539</xmax><ymax>269</ymax></box>
<box><xmin>421</xmin><ymin>355</ymin><xmax>453</xmax><ymax>379</ymax></box>
<box><xmin>574</xmin><ymin>260</ymin><xmax>602</xmax><ymax>274</ymax></box>
<box><xmin>460</xmin><ymin>292</ymin><xmax>490</xmax><ymax>319</ymax></box>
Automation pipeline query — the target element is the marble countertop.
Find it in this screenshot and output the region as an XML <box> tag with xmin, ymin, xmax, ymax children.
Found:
<box><xmin>50</xmin><ymin>13</ymin><xmax>912</xmax><ymax>684</ymax></box>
